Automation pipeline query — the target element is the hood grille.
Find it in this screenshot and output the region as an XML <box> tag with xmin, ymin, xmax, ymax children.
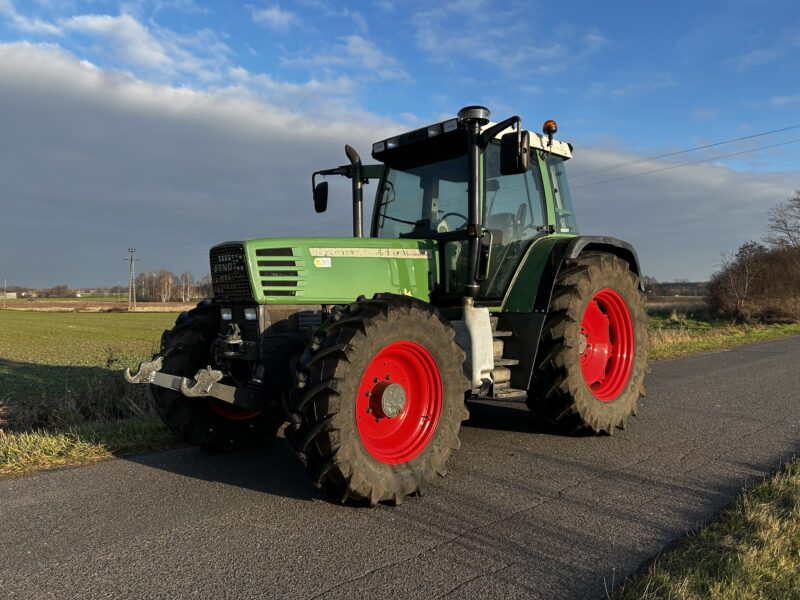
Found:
<box><xmin>210</xmin><ymin>244</ymin><xmax>252</xmax><ymax>302</ymax></box>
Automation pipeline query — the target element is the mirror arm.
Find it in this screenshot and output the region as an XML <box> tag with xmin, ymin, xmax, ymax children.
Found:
<box><xmin>311</xmin><ymin>165</ymin><xmax>351</xmax><ymax>195</ymax></box>
<box><xmin>479</xmin><ymin>115</ymin><xmax>521</xmax><ymax>147</ymax></box>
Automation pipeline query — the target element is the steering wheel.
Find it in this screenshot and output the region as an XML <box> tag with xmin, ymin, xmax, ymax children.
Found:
<box><xmin>439</xmin><ymin>212</ymin><xmax>468</xmax><ymax>229</ymax></box>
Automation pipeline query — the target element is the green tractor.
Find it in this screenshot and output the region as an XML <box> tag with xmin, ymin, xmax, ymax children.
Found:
<box><xmin>125</xmin><ymin>106</ymin><xmax>648</xmax><ymax>505</ymax></box>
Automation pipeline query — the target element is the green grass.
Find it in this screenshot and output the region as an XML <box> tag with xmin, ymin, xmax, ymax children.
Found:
<box><xmin>0</xmin><ymin>309</ymin><xmax>181</xmax><ymax>475</ymax></box>
<box><xmin>648</xmin><ymin>313</ymin><xmax>800</xmax><ymax>361</ymax></box>
<box><xmin>0</xmin><ymin>416</ymin><xmax>176</xmax><ymax>477</ymax></box>
<box><xmin>612</xmin><ymin>459</ymin><xmax>800</xmax><ymax>600</ymax></box>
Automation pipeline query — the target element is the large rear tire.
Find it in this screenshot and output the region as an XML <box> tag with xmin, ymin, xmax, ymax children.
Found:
<box><xmin>527</xmin><ymin>253</ymin><xmax>647</xmax><ymax>434</ymax></box>
<box><xmin>152</xmin><ymin>301</ymin><xmax>281</xmax><ymax>451</ymax></box>
<box><xmin>286</xmin><ymin>294</ymin><xmax>469</xmax><ymax>505</ymax></box>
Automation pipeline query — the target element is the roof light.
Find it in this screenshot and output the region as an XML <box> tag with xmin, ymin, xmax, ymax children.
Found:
<box><xmin>372</xmin><ymin>141</ymin><xmax>385</xmax><ymax>154</ymax></box>
<box><xmin>442</xmin><ymin>118</ymin><xmax>458</xmax><ymax>133</ymax></box>
<box><xmin>427</xmin><ymin>124</ymin><xmax>442</xmax><ymax>137</ymax></box>
<box><xmin>543</xmin><ymin>119</ymin><xmax>558</xmax><ymax>147</ymax></box>
<box><xmin>386</xmin><ymin>137</ymin><xmax>399</xmax><ymax>150</ymax></box>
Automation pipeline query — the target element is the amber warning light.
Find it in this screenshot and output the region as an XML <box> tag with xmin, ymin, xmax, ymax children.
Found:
<box><xmin>542</xmin><ymin>119</ymin><xmax>558</xmax><ymax>146</ymax></box>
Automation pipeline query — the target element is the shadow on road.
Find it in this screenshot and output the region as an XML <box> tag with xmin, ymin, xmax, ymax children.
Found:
<box><xmin>126</xmin><ymin>434</ymin><xmax>328</xmax><ymax>503</ymax></box>
<box><xmin>123</xmin><ymin>400</ymin><xmax>558</xmax><ymax>503</ymax></box>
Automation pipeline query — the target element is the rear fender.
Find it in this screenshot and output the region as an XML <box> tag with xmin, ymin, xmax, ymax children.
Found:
<box><xmin>498</xmin><ymin>235</ymin><xmax>643</xmax><ymax>391</ymax></box>
<box><xmin>534</xmin><ymin>236</ymin><xmax>643</xmax><ymax>311</ymax></box>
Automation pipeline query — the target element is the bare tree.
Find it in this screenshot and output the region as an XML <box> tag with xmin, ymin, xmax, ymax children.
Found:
<box><xmin>710</xmin><ymin>241</ymin><xmax>767</xmax><ymax>318</ymax></box>
<box><xmin>155</xmin><ymin>270</ymin><xmax>176</xmax><ymax>303</ymax></box>
<box><xmin>178</xmin><ymin>272</ymin><xmax>194</xmax><ymax>302</ymax></box>
<box><xmin>196</xmin><ymin>274</ymin><xmax>213</xmax><ymax>299</ymax></box>
<box><xmin>766</xmin><ymin>189</ymin><xmax>800</xmax><ymax>250</ymax></box>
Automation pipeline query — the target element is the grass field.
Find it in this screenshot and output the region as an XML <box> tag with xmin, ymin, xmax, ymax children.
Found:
<box><xmin>0</xmin><ymin>310</ymin><xmax>179</xmax><ymax>476</ymax></box>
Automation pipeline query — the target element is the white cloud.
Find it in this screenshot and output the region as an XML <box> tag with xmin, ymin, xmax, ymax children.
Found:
<box><xmin>250</xmin><ymin>5</ymin><xmax>301</xmax><ymax>31</ymax></box>
<box><xmin>0</xmin><ymin>0</ymin><xmax>62</xmax><ymax>34</ymax></box>
<box><xmin>65</xmin><ymin>13</ymin><xmax>173</xmax><ymax>71</ymax></box>
<box><xmin>0</xmin><ymin>42</ymin><xmax>397</xmax><ymax>286</ymax></box>
<box><xmin>569</xmin><ymin>145</ymin><xmax>798</xmax><ymax>280</ymax></box>
<box><xmin>732</xmin><ymin>48</ymin><xmax>781</xmax><ymax>71</ymax></box>
<box><xmin>587</xmin><ymin>73</ymin><xmax>675</xmax><ymax>98</ymax></box>
<box><xmin>283</xmin><ymin>34</ymin><xmax>409</xmax><ymax>81</ymax></box>
<box><xmin>770</xmin><ymin>94</ymin><xmax>800</xmax><ymax>107</ymax></box>
<box><xmin>412</xmin><ymin>3</ymin><xmax>609</xmax><ymax>75</ymax></box>
<box><xmin>692</xmin><ymin>108</ymin><xmax>719</xmax><ymax>120</ymax></box>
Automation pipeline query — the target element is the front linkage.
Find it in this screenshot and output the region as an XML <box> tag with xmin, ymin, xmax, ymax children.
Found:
<box><xmin>125</xmin><ymin>357</ymin><xmax>263</xmax><ymax>412</ymax></box>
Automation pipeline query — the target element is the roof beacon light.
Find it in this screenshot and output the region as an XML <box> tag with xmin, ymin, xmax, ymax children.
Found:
<box><xmin>543</xmin><ymin>119</ymin><xmax>558</xmax><ymax>147</ymax></box>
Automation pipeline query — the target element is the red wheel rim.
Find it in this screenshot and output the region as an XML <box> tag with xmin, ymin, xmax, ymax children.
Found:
<box><xmin>355</xmin><ymin>341</ymin><xmax>442</xmax><ymax>464</ymax></box>
<box><xmin>579</xmin><ymin>288</ymin><xmax>634</xmax><ymax>402</ymax></box>
<box><xmin>207</xmin><ymin>399</ymin><xmax>261</xmax><ymax>421</ymax></box>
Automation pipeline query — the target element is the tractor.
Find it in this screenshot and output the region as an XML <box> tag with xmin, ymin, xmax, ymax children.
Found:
<box><xmin>125</xmin><ymin>106</ymin><xmax>648</xmax><ymax>505</ymax></box>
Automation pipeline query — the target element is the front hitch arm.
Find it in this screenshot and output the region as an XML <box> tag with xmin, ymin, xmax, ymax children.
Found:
<box><xmin>123</xmin><ymin>356</ymin><xmax>164</xmax><ymax>384</ymax></box>
<box><xmin>123</xmin><ymin>359</ymin><xmax>264</xmax><ymax>412</ymax></box>
<box><xmin>180</xmin><ymin>367</ymin><xmax>223</xmax><ymax>397</ymax></box>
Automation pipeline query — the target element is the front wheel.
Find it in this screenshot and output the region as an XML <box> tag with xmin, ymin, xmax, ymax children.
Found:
<box><xmin>286</xmin><ymin>294</ymin><xmax>469</xmax><ymax>505</ymax></box>
<box><xmin>528</xmin><ymin>253</ymin><xmax>648</xmax><ymax>434</ymax></box>
<box><xmin>152</xmin><ymin>301</ymin><xmax>282</xmax><ymax>451</ymax></box>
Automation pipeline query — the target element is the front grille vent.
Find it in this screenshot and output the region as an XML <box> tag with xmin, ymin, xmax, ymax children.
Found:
<box><xmin>256</xmin><ymin>247</ymin><xmax>305</xmax><ymax>298</ymax></box>
<box><xmin>210</xmin><ymin>244</ymin><xmax>252</xmax><ymax>302</ymax></box>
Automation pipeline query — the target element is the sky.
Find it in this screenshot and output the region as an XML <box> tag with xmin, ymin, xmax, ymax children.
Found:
<box><xmin>0</xmin><ymin>0</ymin><xmax>798</xmax><ymax>287</ymax></box>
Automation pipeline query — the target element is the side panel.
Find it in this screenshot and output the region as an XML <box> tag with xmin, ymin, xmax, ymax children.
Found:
<box><xmin>243</xmin><ymin>237</ymin><xmax>438</xmax><ymax>305</ymax></box>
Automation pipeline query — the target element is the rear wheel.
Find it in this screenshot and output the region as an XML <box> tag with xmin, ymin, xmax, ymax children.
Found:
<box><xmin>152</xmin><ymin>301</ymin><xmax>281</xmax><ymax>451</ymax></box>
<box><xmin>527</xmin><ymin>253</ymin><xmax>647</xmax><ymax>434</ymax></box>
<box><xmin>286</xmin><ymin>294</ymin><xmax>469</xmax><ymax>505</ymax></box>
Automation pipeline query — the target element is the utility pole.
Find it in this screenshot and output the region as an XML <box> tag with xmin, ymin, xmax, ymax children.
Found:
<box><xmin>126</xmin><ymin>248</ymin><xmax>139</xmax><ymax>311</ymax></box>
<box><xmin>3</xmin><ymin>275</ymin><xmax>6</xmax><ymax>310</ymax></box>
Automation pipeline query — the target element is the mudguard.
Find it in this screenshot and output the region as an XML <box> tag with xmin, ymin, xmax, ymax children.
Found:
<box><xmin>497</xmin><ymin>235</ymin><xmax>643</xmax><ymax>392</ymax></box>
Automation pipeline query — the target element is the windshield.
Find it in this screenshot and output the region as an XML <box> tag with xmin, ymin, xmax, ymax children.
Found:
<box><xmin>373</xmin><ymin>154</ymin><xmax>468</xmax><ymax>238</ymax></box>
<box><xmin>546</xmin><ymin>156</ymin><xmax>578</xmax><ymax>234</ymax></box>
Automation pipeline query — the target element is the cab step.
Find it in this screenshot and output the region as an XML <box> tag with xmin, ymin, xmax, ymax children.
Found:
<box><xmin>493</xmin><ymin>358</ymin><xmax>519</xmax><ymax>367</ymax></box>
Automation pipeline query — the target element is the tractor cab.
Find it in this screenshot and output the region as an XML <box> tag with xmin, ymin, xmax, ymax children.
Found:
<box><xmin>313</xmin><ymin>106</ymin><xmax>578</xmax><ymax>308</ymax></box>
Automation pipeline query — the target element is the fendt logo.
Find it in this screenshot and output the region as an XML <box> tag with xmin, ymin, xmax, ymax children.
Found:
<box><xmin>212</xmin><ymin>262</ymin><xmax>241</xmax><ymax>274</ymax></box>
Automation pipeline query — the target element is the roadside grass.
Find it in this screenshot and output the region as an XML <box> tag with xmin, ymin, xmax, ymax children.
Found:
<box><xmin>647</xmin><ymin>311</ymin><xmax>800</xmax><ymax>361</ymax></box>
<box><xmin>611</xmin><ymin>458</ymin><xmax>800</xmax><ymax>600</ymax></box>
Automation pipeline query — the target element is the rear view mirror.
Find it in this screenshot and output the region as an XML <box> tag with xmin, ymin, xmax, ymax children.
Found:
<box><xmin>313</xmin><ymin>181</ymin><xmax>328</xmax><ymax>213</ymax></box>
<box><xmin>500</xmin><ymin>130</ymin><xmax>530</xmax><ymax>175</ymax></box>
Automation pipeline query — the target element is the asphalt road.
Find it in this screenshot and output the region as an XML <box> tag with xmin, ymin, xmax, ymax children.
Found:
<box><xmin>2</xmin><ymin>336</ymin><xmax>799</xmax><ymax>599</ymax></box>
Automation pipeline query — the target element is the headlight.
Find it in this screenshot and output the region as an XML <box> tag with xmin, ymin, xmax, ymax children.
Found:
<box><xmin>243</xmin><ymin>307</ymin><xmax>258</xmax><ymax>321</ymax></box>
<box><xmin>220</xmin><ymin>308</ymin><xmax>232</xmax><ymax>321</ymax></box>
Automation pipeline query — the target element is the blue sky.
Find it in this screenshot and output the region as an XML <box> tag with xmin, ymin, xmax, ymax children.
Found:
<box><xmin>0</xmin><ymin>0</ymin><xmax>799</xmax><ymax>285</ymax></box>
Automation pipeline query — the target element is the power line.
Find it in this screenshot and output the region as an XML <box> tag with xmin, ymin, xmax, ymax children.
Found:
<box><xmin>570</xmin><ymin>124</ymin><xmax>800</xmax><ymax>178</ymax></box>
<box><xmin>571</xmin><ymin>137</ymin><xmax>800</xmax><ymax>190</ymax></box>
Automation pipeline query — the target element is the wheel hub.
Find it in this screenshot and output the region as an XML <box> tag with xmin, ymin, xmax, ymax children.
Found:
<box><xmin>369</xmin><ymin>382</ymin><xmax>407</xmax><ymax>419</ymax></box>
